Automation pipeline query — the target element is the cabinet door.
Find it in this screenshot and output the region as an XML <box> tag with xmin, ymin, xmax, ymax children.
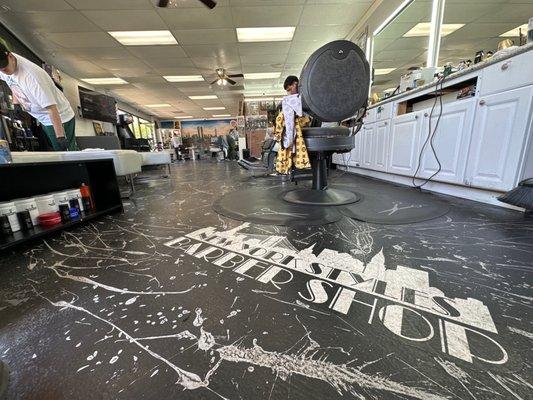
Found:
<box><xmin>417</xmin><ymin>98</ymin><xmax>476</xmax><ymax>184</ymax></box>
<box><xmin>388</xmin><ymin>113</ymin><xmax>422</xmax><ymax>176</ymax></box>
<box><xmin>466</xmin><ymin>86</ymin><xmax>533</xmax><ymax>191</ymax></box>
<box><xmin>361</xmin><ymin>124</ymin><xmax>375</xmax><ymax>169</ymax></box>
<box><xmin>349</xmin><ymin>130</ymin><xmax>362</xmax><ymax>167</ymax></box>
<box><xmin>373</xmin><ymin>121</ymin><xmax>390</xmax><ymax>172</ymax></box>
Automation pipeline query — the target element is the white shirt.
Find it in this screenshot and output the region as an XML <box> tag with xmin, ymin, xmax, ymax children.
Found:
<box><xmin>171</xmin><ymin>136</ymin><xmax>181</xmax><ymax>148</ymax></box>
<box><xmin>0</xmin><ymin>53</ymin><xmax>74</xmax><ymax>125</ymax></box>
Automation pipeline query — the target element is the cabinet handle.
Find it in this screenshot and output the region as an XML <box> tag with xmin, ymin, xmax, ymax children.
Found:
<box><xmin>479</xmin><ymin>99</ymin><xmax>486</xmax><ymax>106</ymax></box>
<box><xmin>415</xmin><ymin>115</ymin><xmax>419</xmax><ymax>119</ymax></box>
<box><xmin>424</xmin><ymin>113</ymin><xmax>429</xmax><ymax>117</ymax></box>
<box><xmin>501</xmin><ymin>62</ymin><xmax>511</xmax><ymax>71</ymax></box>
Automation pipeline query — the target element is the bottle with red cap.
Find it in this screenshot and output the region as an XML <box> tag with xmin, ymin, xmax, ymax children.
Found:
<box><xmin>80</xmin><ymin>183</ymin><xmax>94</xmax><ymax>211</ymax></box>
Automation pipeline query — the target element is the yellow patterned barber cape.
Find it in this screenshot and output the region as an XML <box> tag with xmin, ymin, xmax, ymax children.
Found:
<box><xmin>274</xmin><ymin>111</ymin><xmax>311</xmax><ymax>174</ymax></box>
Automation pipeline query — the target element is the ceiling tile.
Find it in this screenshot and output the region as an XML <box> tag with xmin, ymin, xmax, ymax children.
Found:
<box><xmin>157</xmin><ymin>6</ymin><xmax>234</xmax><ymax>29</ymax></box>
<box><xmin>60</xmin><ymin>47</ymin><xmax>133</xmax><ymax>60</ymax></box>
<box><xmin>299</xmin><ymin>5</ymin><xmax>367</xmax><ymax>25</ymax></box>
<box><xmin>238</xmin><ymin>42</ymin><xmax>291</xmax><ymax>56</ymax></box>
<box><xmin>45</xmin><ymin>32</ymin><xmax>120</xmax><ymax>48</ymax></box>
<box><xmin>183</xmin><ymin>44</ymin><xmax>239</xmax><ymax>59</ymax></box>
<box><xmin>2</xmin><ymin>0</ymin><xmax>73</xmax><ymax>11</ymax></box>
<box><xmin>67</xmin><ymin>0</ymin><xmax>153</xmax><ymax>10</ymax></box>
<box><xmin>81</xmin><ymin>10</ymin><xmax>167</xmax><ymax>31</ymax></box>
<box><xmin>240</xmin><ymin>53</ymin><xmax>287</xmax><ymax>65</ymax></box>
<box><xmin>231</xmin><ymin>6</ymin><xmax>303</xmax><ymax>27</ymax></box>
<box><xmin>293</xmin><ymin>24</ymin><xmax>353</xmax><ymax>41</ymax></box>
<box><xmin>145</xmin><ymin>57</ymin><xmax>196</xmax><ymax>69</ymax></box>
<box><xmin>127</xmin><ymin>45</ymin><xmax>188</xmax><ymax>59</ymax></box>
<box><xmin>7</xmin><ymin>11</ymin><xmax>100</xmax><ymax>33</ymax></box>
<box><xmin>191</xmin><ymin>57</ymin><xmax>241</xmax><ymax>70</ymax></box>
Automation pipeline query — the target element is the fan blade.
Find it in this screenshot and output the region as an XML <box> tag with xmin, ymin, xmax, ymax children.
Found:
<box><xmin>198</xmin><ymin>0</ymin><xmax>217</xmax><ymax>9</ymax></box>
<box><xmin>227</xmin><ymin>74</ymin><xmax>244</xmax><ymax>78</ymax></box>
<box><xmin>210</xmin><ymin>79</ymin><xmax>219</xmax><ymax>85</ymax></box>
<box><xmin>226</xmin><ymin>78</ymin><xmax>237</xmax><ymax>85</ymax></box>
<box><xmin>158</xmin><ymin>0</ymin><xmax>170</xmax><ymax>7</ymax></box>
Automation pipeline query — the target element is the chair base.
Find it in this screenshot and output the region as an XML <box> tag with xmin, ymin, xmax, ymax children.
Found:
<box><xmin>283</xmin><ymin>188</ymin><xmax>360</xmax><ymax>206</ymax></box>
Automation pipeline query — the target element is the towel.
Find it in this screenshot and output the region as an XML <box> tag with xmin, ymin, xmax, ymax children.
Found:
<box><xmin>282</xmin><ymin>94</ymin><xmax>303</xmax><ymax>150</ymax></box>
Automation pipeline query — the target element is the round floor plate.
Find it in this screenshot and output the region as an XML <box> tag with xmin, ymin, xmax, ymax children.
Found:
<box><xmin>283</xmin><ymin>188</ymin><xmax>360</xmax><ymax>206</ymax></box>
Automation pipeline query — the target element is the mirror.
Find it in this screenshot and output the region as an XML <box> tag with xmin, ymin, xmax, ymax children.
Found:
<box><xmin>438</xmin><ymin>0</ymin><xmax>533</xmax><ymax>66</ymax></box>
<box><xmin>371</xmin><ymin>0</ymin><xmax>433</xmax><ymax>99</ymax></box>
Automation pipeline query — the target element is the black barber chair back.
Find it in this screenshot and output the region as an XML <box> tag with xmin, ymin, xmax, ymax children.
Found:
<box><xmin>283</xmin><ymin>40</ymin><xmax>370</xmax><ymax>206</ymax></box>
<box><xmin>299</xmin><ymin>40</ymin><xmax>369</xmax><ymax>123</ymax></box>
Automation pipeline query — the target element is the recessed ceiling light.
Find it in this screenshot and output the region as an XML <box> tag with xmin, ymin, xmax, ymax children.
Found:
<box><xmin>145</xmin><ymin>104</ymin><xmax>172</xmax><ymax>108</ymax></box>
<box><xmin>109</xmin><ymin>31</ymin><xmax>178</xmax><ymax>46</ymax></box>
<box><xmin>500</xmin><ymin>24</ymin><xmax>528</xmax><ymax>37</ymax></box>
<box><xmin>374</xmin><ymin>68</ymin><xmax>396</xmax><ymax>75</ymax></box>
<box><xmin>403</xmin><ymin>22</ymin><xmax>464</xmax><ymax>37</ymax></box>
<box><xmin>174</xmin><ymin>115</ymin><xmax>194</xmax><ymax>119</ymax></box>
<box><xmin>245</xmin><ymin>97</ymin><xmax>275</xmax><ymax>102</ymax></box>
<box><xmin>213</xmin><ymin>114</ymin><xmax>231</xmax><ymax>117</ymax></box>
<box><xmin>203</xmin><ymin>107</ymin><xmax>225</xmax><ymax>110</ymax></box>
<box><xmin>81</xmin><ymin>77</ymin><xmax>128</xmax><ymax>85</ymax></box>
<box><xmin>236</xmin><ymin>27</ymin><xmax>295</xmax><ymax>43</ymax></box>
<box><xmin>164</xmin><ymin>75</ymin><xmax>204</xmax><ymax>82</ymax></box>
<box><xmin>244</xmin><ymin>72</ymin><xmax>281</xmax><ymax>80</ymax></box>
<box><xmin>189</xmin><ymin>95</ymin><xmax>218</xmax><ymax>100</ymax></box>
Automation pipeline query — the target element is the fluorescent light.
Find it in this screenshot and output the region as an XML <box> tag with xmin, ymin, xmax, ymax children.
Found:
<box><xmin>213</xmin><ymin>114</ymin><xmax>231</xmax><ymax>117</ymax></box>
<box><xmin>244</xmin><ymin>72</ymin><xmax>281</xmax><ymax>80</ymax></box>
<box><xmin>189</xmin><ymin>95</ymin><xmax>218</xmax><ymax>100</ymax></box>
<box><xmin>174</xmin><ymin>116</ymin><xmax>193</xmax><ymax>119</ymax></box>
<box><xmin>374</xmin><ymin>68</ymin><xmax>396</xmax><ymax>75</ymax></box>
<box><xmin>81</xmin><ymin>77</ymin><xmax>128</xmax><ymax>85</ymax></box>
<box><xmin>109</xmin><ymin>31</ymin><xmax>177</xmax><ymax>46</ymax></box>
<box><xmin>245</xmin><ymin>97</ymin><xmax>275</xmax><ymax>102</ymax></box>
<box><xmin>203</xmin><ymin>107</ymin><xmax>225</xmax><ymax>110</ymax></box>
<box><xmin>373</xmin><ymin>0</ymin><xmax>414</xmax><ymax>36</ymax></box>
<box><xmin>164</xmin><ymin>75</ymin><xmax>204</xmax><ymax>82</ymax></box>
<box><xmin>403</xmin><ymin>22</ymin><xmax>464</xmax><ymax>37</ymax></box>
<box><xmin>145</xmin><ymin>104</ymin><xmax>172</xmax><ymax>108</ymax></box>
<box><xmin>500</xmin><ymin>24</ymin><xmax>528</xmax><ymax>37</ymax></box>
<box><xmin>237</xmin><ymin>27</ymin><xmax>295</xmax><ymax>43</ymax></box>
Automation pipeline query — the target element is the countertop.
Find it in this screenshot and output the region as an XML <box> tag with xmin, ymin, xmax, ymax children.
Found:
<box><xmin>369</xmin><ymin>43</ymin><xmax>533</xmax><ymax>109</ymax></box>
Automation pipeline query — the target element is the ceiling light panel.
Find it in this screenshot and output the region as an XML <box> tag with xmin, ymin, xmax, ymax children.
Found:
<box><xmin>164</xmin><ymin>75</ymin><xmax>205</xmax><ymax>82</ymax></box>
<box><xmin>175</xmin><ymin>116</ymin><xmax>194</xmax><ymax>119</ymax></box>
<box><xmin>500</xmin><ymin>24</ymin><xmax>528</xmax><ymax>37</ymax></box>
<box><xmin>189</xmin><ymin>95</ymin><xmax>218</xmax><ymax>100</ymax></box>
<box><xmin>109</xmin><ymin>31</ymin><xmax>178</xmax><ymax>46</ymax></box>
<box><xmin>244</xmin><ymin>72</ymin><xmax>281</xmax><ymax>80</ymax></box>
<box><xmin>82</xmin><ymin>78</ymin><xmax>128</xmax><ymax>85</ymax></box>
<box><xmin>213</xmin><ymin>114</ymin><xmax>231</xmax><ymax>117</ymax></box>
<box><xmin>374</xmin><ymin>68</ymin><xmax>396</xmax><ymax>75</ymax></box>
<box><xmin>236</xmin><ymin>27</ymin><xmax>296</xmax><ymax>43</ymax></box>
<box><xmin>403</xmin><ymin>23</ymin><xmax>464</xmax><ymax>37</ymax></box>
<box><xmin>145</xmin><ymin>104</ymin><xmax>172</xmax><ymax>108</ymax></box>
<box><xmin>203</xmin><ymin>107</ymin><xmax>226</xmax><ymax>110</ymax></box>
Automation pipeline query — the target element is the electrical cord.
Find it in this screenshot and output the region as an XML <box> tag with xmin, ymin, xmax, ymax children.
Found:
<box><xmin>412</xmin><ymin>74</ymin><xmax>445</xmax><ymax>189</ymax></box>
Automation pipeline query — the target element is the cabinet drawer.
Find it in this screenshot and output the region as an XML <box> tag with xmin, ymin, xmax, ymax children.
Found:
<box><xmin>480</xmin><ymin>51</ymin><xmax>533</xmax><ymax>96</ymax></box>
<box><xmin>375</xmin><ymin>101</ymin><xmax>393</xmax><ymax>121</ymax></box>
<box><xmin>364</xmin><ymin>108</ymin><xmax>377</xmax><ymax>124</ymax></box>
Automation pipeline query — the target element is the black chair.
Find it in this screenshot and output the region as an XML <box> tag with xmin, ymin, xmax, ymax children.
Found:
<box><xmin>283</xmin><ymin>40</ymin><xmax>370</xmax><ymax>206</ymax></box>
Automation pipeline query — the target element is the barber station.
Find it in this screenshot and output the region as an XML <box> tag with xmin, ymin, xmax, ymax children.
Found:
<box><xmin>0</xmin><ymin>1</ymin><xmax>532</xmax><ymax>399</ymax></box>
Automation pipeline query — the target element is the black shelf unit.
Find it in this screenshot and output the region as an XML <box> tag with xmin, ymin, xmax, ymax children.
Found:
<box><xmin>0</xmin><ymin>159</ymin><xmax>123</xmax><ymax>251</ymax></box>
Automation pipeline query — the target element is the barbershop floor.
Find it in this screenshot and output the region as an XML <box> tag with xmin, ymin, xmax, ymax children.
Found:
<box><xmin>0</xmin><ymin>160</ymin><xmax>531</xmax><ymax>400</ymax></box>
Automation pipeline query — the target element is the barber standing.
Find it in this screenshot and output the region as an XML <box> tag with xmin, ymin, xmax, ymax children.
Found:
<box><xmin>0</xmin><ymin>43</ymin><xmax>77</xmax><ymax>151</ymax></box>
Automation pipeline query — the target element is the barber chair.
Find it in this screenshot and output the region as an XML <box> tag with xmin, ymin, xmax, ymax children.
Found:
<box><xmin>238</xmin><ymin>138</ymin><xmax>278</xmax><ymax>176</ymax></box>
<box><xmin>283</xmin><ymin>40</ymin><xmax>370</xmax><ymax>206</ymax></box>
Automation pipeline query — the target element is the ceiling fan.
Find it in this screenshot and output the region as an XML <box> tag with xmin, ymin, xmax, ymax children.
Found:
<box><xmin>157</xmin><ymin>0</ymin><xmax>217</xmax><ymax>9</ymax></box>
<box><xmin>210</xmin><ymin>68</ymin><xmax>244</xmax><ymax>86</ymax></box>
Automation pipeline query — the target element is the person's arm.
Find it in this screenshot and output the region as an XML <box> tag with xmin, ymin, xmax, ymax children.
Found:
<box><xmin>46</xmin><ymin>105</ymin><xmax>65</xmax><ymax>138</ymax></box>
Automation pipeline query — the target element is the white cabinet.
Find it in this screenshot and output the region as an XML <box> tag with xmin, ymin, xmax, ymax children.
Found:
<box><xmin>348</xmin><ymin>130</ymin><xmax>363</xmax><ymax>167</ymax></box>
<box><xmin>388</xmin><ymin>112</ymin><xmax>422</xmax><ymax>176</ymax></box>
<box><xmin>417</xmin><ymin>98</ymin><xmax>476</xmax><ymax>185</ymax></box>
<box><xmin>373</xmin><ymin>121</ymin><xmax>389</xmax><ymax>171</ymax></box>
<box><xmin>466</xmin><ymin>85</ymin><xmax>533</xmax><ymax>191</ymax></box>
<box><xmin>480</xmin><ymin>50</ymin><xmax>533</xmax><ymax>97</ymax></box>
<box><xmin>361</xmin><ymin>123</ymin><xmax>375</xmax><ymax>169</ymax></box>
<box><xmin>332</xmin><ymin>152</ymin><xmax>345</xmax><ymax>166</ymax></box>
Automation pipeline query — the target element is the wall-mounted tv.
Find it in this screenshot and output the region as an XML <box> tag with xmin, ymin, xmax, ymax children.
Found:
<box><xmin>78</xmin><ymin>86</ymin><xmax>117</xmax><ymax>124</ymax></box>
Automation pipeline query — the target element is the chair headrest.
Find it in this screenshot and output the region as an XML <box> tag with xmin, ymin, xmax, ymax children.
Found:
<box><xmin>299</xmin><ymin>40</ymin><xmax>370</xmax><ymax>122</ymax></box>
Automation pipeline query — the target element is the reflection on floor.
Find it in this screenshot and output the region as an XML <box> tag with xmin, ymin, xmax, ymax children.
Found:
<box><xmin>0</xmin><ymin>161</ymin><xmax>531</xmax><ymax>400</ymax></box>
